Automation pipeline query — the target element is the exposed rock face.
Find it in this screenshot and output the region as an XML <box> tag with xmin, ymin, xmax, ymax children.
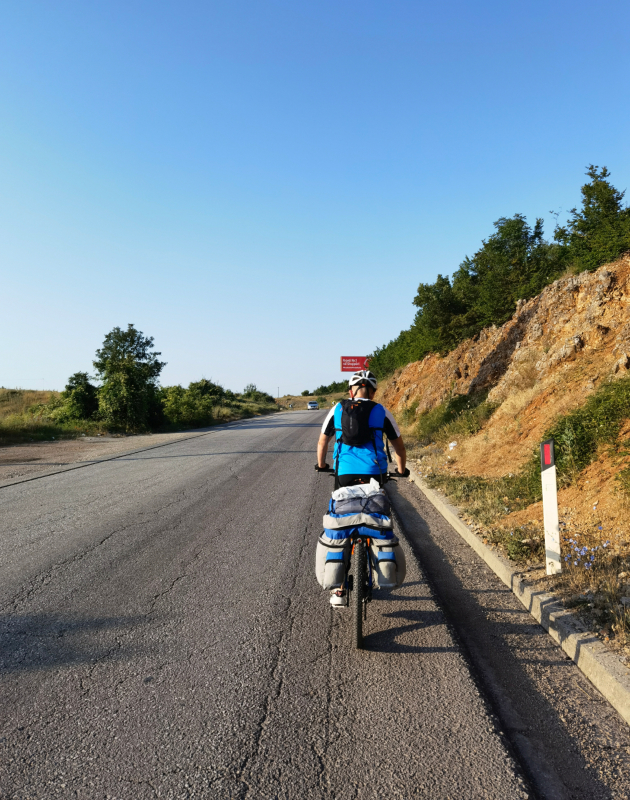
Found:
<box><xmin>381</xmin><ymin>256</ymin><xmax>630</xmax><ymax>415</ymax></box>
<box><xmin>379</xmin><ymin>255</ymin><xmax>630</xmax><ymax>476</ymax></box>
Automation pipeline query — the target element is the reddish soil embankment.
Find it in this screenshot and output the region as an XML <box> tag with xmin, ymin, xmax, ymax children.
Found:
<box><xmin>379</xmin><ymin>255</ymin><xmax>630</xmax><ymax>538</ymax></box>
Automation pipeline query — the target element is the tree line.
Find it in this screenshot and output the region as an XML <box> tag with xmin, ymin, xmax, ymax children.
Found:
<box><xmin>369</xmin><ymin>166</ymin><xmax>630</xmax><ymax>378</ymax></box>
<box><xmin>50</xmin><ymin>324</ymin><xmax>275</xmax><ymax>433</ymax></box>
<box><xmin>301</xmin><ymin>379</ymin><xmax>349</xmax><ymax>397</ymax></box>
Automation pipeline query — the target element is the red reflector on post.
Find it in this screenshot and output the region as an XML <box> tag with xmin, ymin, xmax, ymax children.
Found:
<box><xmin>544</xmin><ymin>443</ymin><xmax>552</xmax><ymax>465</ymax></box>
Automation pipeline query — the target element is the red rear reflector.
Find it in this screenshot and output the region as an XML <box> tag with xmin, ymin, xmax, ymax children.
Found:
<box><xmin>544</xmin><ymin>444</ymin><xmax>552</xmax><ymax>465</ymax></box>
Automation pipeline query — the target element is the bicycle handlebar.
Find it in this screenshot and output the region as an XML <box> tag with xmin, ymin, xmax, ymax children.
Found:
<box><xmin>314</xmin><ymin>464</ymin><xmax>408</xmax><ymax>480</ymax></box>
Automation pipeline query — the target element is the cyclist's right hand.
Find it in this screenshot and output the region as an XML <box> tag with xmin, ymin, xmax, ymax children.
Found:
<box><xmin>314</xmin><ymin>463</ymin><xmax>331</xmax><ymax>472</ymax></box>
<box><xmin>393</xmin><ymin>468</ymin><xmax>410</xmax><ymax>478</ymax></box>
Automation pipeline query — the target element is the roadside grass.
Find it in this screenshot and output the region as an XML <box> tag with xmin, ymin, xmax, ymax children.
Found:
<box><xmin>0</xmin><ymin>388</ymin><xmax>59</xmax><ymax>416</ymax></box>
<box><xmin>0</xmin><ymin>388</ymin><xmax>108</xmax><ymax>443</ymax></box>
<box><xmin>412</xmin><ymin>390</ymin><xmax>498</xmax><ymax>447</ymax></box>
<box><xmin>407</xmin><ymin>374</ymin><xmax>630</xmax><ymax>562</ymax></box>
<box><xmin>554</xmin><ymin>542</ymin><xmax>630</xmax><ymax>646</ymax></box>
<box><xmin>0</xmin><ymin>415</ymin><xmax>108</xmax><ymax>443</ymax></box>
<box><xmin>0</xmin><ymin>387</ymin><xmax>279</xmax><ymax>444</ymax></box>
<box><xmin>401</xmin><ymin>374</ymin><xmax>630</xmax><ymax>644</ymax></box>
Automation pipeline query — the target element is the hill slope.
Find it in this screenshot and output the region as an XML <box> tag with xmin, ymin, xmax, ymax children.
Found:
<box><xmin>381</xmin><ymin>255</ymin><xmax>630</xmax><ymax>477</ymax></box>
<box><xmin>378</xmin><ymin>255</ymin><xmax>630</xmax><ymax>645</ymax></box>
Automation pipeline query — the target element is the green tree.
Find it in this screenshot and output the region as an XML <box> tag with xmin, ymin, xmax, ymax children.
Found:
<box><xmin>94</xmin><ymin>324</ymin><xmax>166</xmax><ymax>432</ymax></box>
<box><xmin>452</xmin><ymin>214</ymin><xmax>562</xmax><ymax>329</ymax></box>
<box><xmin>369</xmin><ymin>214</ymin><xmax>563</xmax><ymax>378</ymax></box>
<box><xmin>61</xmin><ymin>372</ymin><xmax>99</xmax><ymax>419</ymax></box>
<box><xmin>313</xmin><ymin>379</ymin><xmax>349</xmax><ymax>395</ymax></box>
<box><xmin>555</xmin><ymin>165</ymin><xmax>630</xmax><ymax>272</ymax></box>
<box><xmin>243</xmin><ymin>383</ymin><xmax>275</xmax><ymax>403</ymax></box>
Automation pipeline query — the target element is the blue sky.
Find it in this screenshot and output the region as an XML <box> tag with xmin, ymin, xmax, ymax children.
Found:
<box><xmin>2</xmin><ymin>0</ymin><xmax>629</xmax><ymax>395</ymax></box>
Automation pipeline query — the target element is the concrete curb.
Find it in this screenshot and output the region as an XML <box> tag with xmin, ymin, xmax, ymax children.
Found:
<box><xmin>408</xmin><ymin>467</ymin><xmax>630</xmax><ymax>727</ymax></box>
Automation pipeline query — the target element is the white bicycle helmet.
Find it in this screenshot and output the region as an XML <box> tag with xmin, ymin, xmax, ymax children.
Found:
<box><xmin>349</xmin><ymin>370</ymin><xmax>377</xmax><ymax>391</ymax></box>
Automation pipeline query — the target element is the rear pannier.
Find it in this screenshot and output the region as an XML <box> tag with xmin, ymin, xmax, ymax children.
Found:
<box><xmin>315</xmin><ymin>533</ymin><xmax>351</xmax><ymax>589</ymax></box>
<box><xmin>369</xmin><ymin>535</ymin><xmax>406</xmax><ymax>589</ymax></box>
<box><xmin>316</xmin><ymin>482</ymin><xmax>406</xmax><ymax>591</ymax></box>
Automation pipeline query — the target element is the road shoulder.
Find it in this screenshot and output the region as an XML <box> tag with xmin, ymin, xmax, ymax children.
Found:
<box><xmin>407</xmin><ymin>467</ymin><xmax>630</xmax><ymax>728</ymax></box>
<box><xmin>389</xmin><ymin>475</ymin><xmax>630</xmax><ymax>798</ymax></box>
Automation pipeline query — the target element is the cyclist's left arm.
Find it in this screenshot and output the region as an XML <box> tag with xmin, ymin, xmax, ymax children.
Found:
<box><xmin>389</xmin><ymin>436</ymin><xmax>406</xmax><ymax>474</ymax></box>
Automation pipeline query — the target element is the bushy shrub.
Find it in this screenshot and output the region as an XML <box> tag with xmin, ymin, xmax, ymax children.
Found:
<box><xmin>415</xmin><ymin>391</ymin><xmax>497</xmax><ymax>445</ymax></box>
<box><xmin>57</xmin><ymin>372</ymin><xmax>99</xmax><ymax>420</ymax></box>
<box><xmin>242</xmin><ymin>384</ymin><xmax>275</xmax><ymax>403</ymax></box>
<box><xmin>161</xmin><ymin>379</ymin><xmax>225</xmax><ymax>428</ymax></box>
<box><xmin>94</xmin><ymin>324</ymin><xmax>166</xmax><ymax>432</ymax></box>
<box><xmin>546</xmin><ymin>374</ymin><xmax>630</xmax><ymax>486</ymax></box>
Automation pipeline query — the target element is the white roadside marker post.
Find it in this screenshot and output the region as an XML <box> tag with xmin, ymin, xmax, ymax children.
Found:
<box><xmin>540</xmin><ymin>439</ymin><xmax>562</xmax><ymax>575</ymax></box>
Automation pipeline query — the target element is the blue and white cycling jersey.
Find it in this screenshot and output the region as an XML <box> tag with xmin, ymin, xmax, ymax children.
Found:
<box><xmin>321</xmin><ymin>399</ymin><xmax>401</xmax><ymax>476</ymax></box>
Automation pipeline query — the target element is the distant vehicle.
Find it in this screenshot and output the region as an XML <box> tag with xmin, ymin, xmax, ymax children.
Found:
<box><xmin>307</xmin><ymin>401</ymin><xmax>319</xmax><ymax>410</ymax></box>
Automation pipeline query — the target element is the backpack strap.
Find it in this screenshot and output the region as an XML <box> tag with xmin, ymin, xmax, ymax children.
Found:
<box><xmin>333</xmin><ymin>402</ymin><xmax>343</xmax><ymax>489</ymax></box>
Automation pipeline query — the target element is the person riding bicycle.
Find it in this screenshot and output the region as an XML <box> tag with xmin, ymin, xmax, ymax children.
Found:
<box><xmin>316</xmin><ymin>369</ymin><xmax>408</xmax><ymax>486</ymax></box>
<box><xmin>315</xmin><ymin>370</ymin><xmax>408</xmax><ymax>606</ymax></box>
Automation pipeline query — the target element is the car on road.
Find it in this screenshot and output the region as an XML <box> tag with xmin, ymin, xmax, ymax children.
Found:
<box><xmin>307</xmin><ymin>401</ymin><xmax>319</xmax><ymax>410</ymax></box>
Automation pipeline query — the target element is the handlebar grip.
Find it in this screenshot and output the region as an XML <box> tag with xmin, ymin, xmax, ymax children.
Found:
<box><xmin>388</xmin><ymin>468</ymin><xmax>410</xmax><ymax>478</ymax></box>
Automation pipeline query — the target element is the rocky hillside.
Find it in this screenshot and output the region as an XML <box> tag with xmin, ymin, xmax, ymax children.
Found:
<box><xmin>381</xmin><ymin>255</ymin><xmax>630</xmax><ymax>475</ymax></box>
<box><xmin>379</xmin><ymin>255</ymin><xmax>630</xmax><ymax>555</ymax></box>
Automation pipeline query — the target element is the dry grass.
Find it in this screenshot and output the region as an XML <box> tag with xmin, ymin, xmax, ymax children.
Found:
<box><xmin>0</xmin><ymin>388</ymin><xmax>105</xmax><ymax>443</ymax></box>
<box><xmin>0</xmin><ymin>388</ymin><xmax>60</xmax><ymax>418</ymax></box>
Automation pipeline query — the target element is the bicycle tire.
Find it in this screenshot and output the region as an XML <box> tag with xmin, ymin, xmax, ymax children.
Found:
<box><xmin>352</xmin><ymin>539</ymin><xmax>366</xmax><ymax>649</ymax></box>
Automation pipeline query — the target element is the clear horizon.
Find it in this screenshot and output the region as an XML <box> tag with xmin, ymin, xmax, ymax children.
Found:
<box><xmin>2</xmin><ymin>1</ymin><xmax>629</xmax><ymax>395</ymax></box>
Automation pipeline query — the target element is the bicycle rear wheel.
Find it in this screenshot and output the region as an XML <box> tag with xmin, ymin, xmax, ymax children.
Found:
<box><xmin>352</xmin><ymin>539</ymin><xmax>366</xmax><ymax>649</ymax></box>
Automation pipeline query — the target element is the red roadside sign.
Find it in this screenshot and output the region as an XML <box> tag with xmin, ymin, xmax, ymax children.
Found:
<box><xmin>340</xmin><ymin>356</ymin><xmax>370</xmax><ymax>372</ymax></box>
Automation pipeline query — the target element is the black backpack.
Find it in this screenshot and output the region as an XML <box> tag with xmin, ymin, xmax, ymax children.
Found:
<box><xmin>339</xmin><ymin>399</ymin><xmax>377</xmax><ymax>446</ymax></box>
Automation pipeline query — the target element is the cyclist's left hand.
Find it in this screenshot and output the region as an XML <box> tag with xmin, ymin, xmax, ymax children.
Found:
<box><xmin>314</xmin><ymin>463</ymin><xmax>330</xmax><ymax>472</ymax></box>
<box><xmin>394</xmin><ymin>468</ymin><xmax>410</xmax><ymax>477</ymax></box>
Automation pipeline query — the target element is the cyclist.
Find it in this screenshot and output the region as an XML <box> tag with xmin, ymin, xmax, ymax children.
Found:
<box><xmin>316</xmin><ymin>369</ymin><xmax>408</xmax><ymax>486</ymax></box>
<box><xmin>316</xmin><ymin>370</ymin><xmax>408</xmax><ymax>606</ymax></box>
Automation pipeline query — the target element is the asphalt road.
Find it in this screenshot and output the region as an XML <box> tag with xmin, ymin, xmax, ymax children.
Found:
<box><xmin>1</xmin><ymin>411</ymin><xmax>532</xmax><ymax>798</ymax></box>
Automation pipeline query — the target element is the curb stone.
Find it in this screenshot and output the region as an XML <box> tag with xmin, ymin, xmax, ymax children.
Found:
<box><xmin>408</xmin><ymin>467</ymin><xmax>630</xmax><ymax>727</ymax></box>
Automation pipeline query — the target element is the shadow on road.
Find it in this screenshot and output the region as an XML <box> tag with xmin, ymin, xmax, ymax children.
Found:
<box><xmin>0</xmin><ymin>614</ymin><xmax>144</xmax><ymax>673</ymax></box>
<box><xmin>364</xmin><ymin>607</ymin><xmax>458</xmax><ymax>653</ymax></box>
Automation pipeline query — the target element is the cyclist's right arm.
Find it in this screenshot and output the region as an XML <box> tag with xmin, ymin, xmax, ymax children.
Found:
<box><xmin>317</xmin><ymin>405</ymin><xmax>337</xmax><ymax>468</ymax></box>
